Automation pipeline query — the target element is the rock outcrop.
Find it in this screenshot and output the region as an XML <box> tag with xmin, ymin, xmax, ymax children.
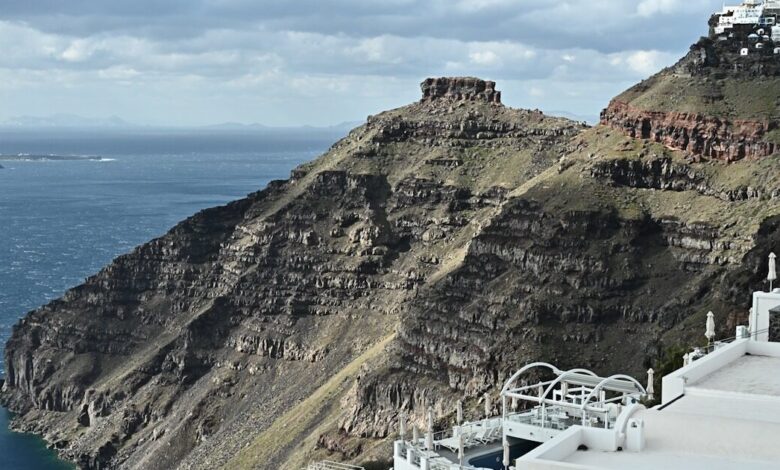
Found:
<box><xmin>600</xmin><ymin>101</ymin><xmax>776</xmax><ymax>162</ymax></box>
<box><xmin>420</xmin><ymin>77</ymin><xmax>501</xmax><ymax>104</ymax></box>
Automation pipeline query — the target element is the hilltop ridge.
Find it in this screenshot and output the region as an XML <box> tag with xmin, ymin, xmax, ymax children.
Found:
<box><xmin>602</xmin><ymin>5</ymin><xmax>779</xmax><ymax>162</ymax></box>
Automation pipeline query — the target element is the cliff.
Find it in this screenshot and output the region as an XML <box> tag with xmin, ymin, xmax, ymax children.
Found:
<box><xmin>2</xmin><ymin>50</ymin><xmax>780</xmax><ymax>470</ymax></box>
<box><xmin>1</xmin><ymin>78</ymin><xmax>584</xmax><ymax>469</ymax></box>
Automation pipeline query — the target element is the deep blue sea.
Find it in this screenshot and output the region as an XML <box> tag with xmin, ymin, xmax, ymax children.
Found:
<box><xmin>0</xmin><ymin>128</ymin><xmax>335</xmax><ymax>469</ymax></box>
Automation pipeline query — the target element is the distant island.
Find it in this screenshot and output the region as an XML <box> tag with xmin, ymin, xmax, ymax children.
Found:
<box><xmin>0</xmin><ymin>154</ymin><xmax>108</xmax><ymax>162</ymax></box>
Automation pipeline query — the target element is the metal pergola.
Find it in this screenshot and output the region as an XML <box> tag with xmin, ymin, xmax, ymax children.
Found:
<box><xmin>500</xmin><ymin>362</ymin><xmax>646</xmax><ymax>429</ymax></box>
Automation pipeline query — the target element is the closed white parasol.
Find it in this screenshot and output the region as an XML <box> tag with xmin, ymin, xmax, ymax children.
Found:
<box><xmin>769</xmin><ymin>253</ymin><xmax>777</xmax><ymax>291</ymax></box>
<box><xmin>706</xmin><ymin>311</ymin><xmax>716</xmax><ymax>344</ymax></box>
<box><xmin>646</xmin><ymin>368</ymin><xmax>655</xmax><ymax>400</ymax></box>
<box><xmin>456</xmin><ymin>400</ymin><xmax>463</xmax><ymax>425</ymax></box>
<box><xmin>426</xmin><ymin>407</ymin><xmax>434</xmax><ymax>451</ymax></box>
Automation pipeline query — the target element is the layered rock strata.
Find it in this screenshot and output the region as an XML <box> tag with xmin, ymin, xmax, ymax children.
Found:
<box><xmin>601</xmin><ymin>28</ymin><xmax>779</xmax><ymax>162</ymax></box>
<box><xmin>601</xmin><ymin>101</ymin><xmax>776</xmax><ymax>162</ymax></box>
<box><xmin>421</xmin><ymin>77</ymin><xmax>501</xmax><ymax>104</ymax></box>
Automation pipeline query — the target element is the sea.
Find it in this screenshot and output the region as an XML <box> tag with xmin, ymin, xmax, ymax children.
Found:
<box><xmin>0</xmin><ymin>127</ymin><xmax>336</xmax><ymax>469</ymax></box>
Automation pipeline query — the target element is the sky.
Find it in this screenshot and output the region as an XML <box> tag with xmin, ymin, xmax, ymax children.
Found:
<box><xmin>0</xmin><ymin>0</ymin><xmax>725</xmax><ymax>127</ymax></box>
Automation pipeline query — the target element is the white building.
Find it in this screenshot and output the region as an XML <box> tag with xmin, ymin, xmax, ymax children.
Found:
<box><xmin>714</xmin><ymin>0</ymin><xmax>770</xmax><ymax>34</ymax></box>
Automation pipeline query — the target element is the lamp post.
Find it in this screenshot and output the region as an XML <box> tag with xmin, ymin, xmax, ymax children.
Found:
<box><xmin>426</xmin><ymin>407</ymin><xmax>434</xmax><ymax>451</ymax></box>
<box><xmin>399</xmin><ymin>410</ymin><xmax>406</xmax><ymax>442</ymax></box>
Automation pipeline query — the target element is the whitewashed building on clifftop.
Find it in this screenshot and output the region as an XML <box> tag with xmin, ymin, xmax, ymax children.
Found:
<box><xmin>714</xmin><ymin>0</ymin><xmax>780</xmax><ymax>35</ymax></box>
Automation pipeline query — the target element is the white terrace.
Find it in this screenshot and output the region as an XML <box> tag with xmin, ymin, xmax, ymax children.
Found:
<box><xmin>392</xmin><ymin>364</ymin><xmax>647</xmax><ymax>470</ymax></box>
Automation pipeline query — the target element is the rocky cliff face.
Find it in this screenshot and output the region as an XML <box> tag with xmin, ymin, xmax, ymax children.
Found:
<box><xmin>601</xmin><ymin>101</ymin><xmax>776</xmax><ymax>162</ymax></box>
<box><xmin>3</xmin><ymin>44</ymin><xmax>780</xmax><ymax>470</ymax></box>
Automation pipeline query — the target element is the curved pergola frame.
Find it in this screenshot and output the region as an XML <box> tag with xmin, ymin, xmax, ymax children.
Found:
<box><xmin>500</xmin><ymin>362</ymin><xmax>561</xmax><ymax>395</ymax></box>
<box><xmin>500</xmin><ymin>362</ymin><xmax>647</xmax><ymax>431</ymax></box>
<box><xmin>539</xmin><ymin>368</ymin><xmax>599</xmax><ymax>403</ymax></box>
<box><xmin>579</xmin><ymin>374</ymin><xmax>646</xmax><ymax>414</ymax></box>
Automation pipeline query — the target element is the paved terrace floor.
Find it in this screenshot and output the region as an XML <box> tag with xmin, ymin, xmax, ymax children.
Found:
<box><xmin>687</xmin><ymin>355</ymin><xmax>780</xmax><ymax>397</ymax></box>
<box><xmin>560</xmin><ymin>354</ymin><xmax>780</xmax><ymax>469</ymax></box>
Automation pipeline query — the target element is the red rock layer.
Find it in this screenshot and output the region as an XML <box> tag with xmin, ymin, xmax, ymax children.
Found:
<box><xmin>601</xmin><ymin>101</ymin><xmax>776</xmax><ymax>162</ymax></box>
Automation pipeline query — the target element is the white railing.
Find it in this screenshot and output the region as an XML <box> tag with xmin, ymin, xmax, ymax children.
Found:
<box><xmin>397</xmin><ymin>432</ymin><xmax>496</xmax><ymax>470</ymax></box>
<box><xmin>305</xmin><ymin>461</ymin><xmax>365</xmax><ymax>470</ymax></box>
<box><xmin>430</xmin><ymin>417</ymin><xmax>503</xmax><ymax>453</ymax></box>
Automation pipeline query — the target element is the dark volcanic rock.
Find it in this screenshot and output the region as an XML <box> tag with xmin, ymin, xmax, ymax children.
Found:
<box><xmin>0</xmin><ymin>78</ymin><xmax>584</xmax><ymax>470</ymax></box>
<box><xmin>421</xmin><ymin>77</ymin><xmax>501</xmax><ymax>104</ymax></box>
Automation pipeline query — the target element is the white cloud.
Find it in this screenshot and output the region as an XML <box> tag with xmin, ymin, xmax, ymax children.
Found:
<box><xmin>453</xmin><ymin>0</ymin><xmax>519</xmax><ymax>13</ymax></box>
<box><xmin>97</xmin><ymin>65</ymin><xmax>140</xmax><ymax>80</ymax></box>
<box><xmin>61</xmin><ymin>39</ymin><xmax>95</xmax><ymax>62</ymax></box>
<box><xmin>469</xmin><ymin>50</ymin><xmax>501</xmax><ymax>66</ymax></box>
<box><xmin>636</xmin><ymin>0</ymin><xmax>712</xmax><ymax>17</ymax></box>
<box><xmin>625</xmin><ymin>50</ymin><xmax>675</xmax><ymax>75</ymax></box>
<box><xmin>0</xmin><ymin>1</ymin><xmax>714</xmax><ymax>125</ymax></box>
<box><xmin>637</xmin><ymin>0</ymin><xmax>678</xmax><ymax>17</ymax></box>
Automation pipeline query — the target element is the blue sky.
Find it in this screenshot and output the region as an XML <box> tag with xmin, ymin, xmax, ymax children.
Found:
<box><xmin>0</xmin><ymin>0</ymin><xmax>723</xmax><ymax>126</ymax></box>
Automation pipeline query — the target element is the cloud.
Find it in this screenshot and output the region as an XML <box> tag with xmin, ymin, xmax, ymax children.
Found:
<box><xmin>637</xmin><ymin>0</ymin><xmax>679</xmax><ymax>17</ymax></box>
<box><xmin>0</xmin><ymin>1</ymin><xmax>724</xmax><ymax>126</ymax></box>
<box><xmin>609</xmin><ymin>50</ymin><xmax>677</xmax><ymax>77</ymax></box>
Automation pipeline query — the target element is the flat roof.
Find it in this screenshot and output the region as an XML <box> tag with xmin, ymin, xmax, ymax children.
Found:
<box><xmin>549</xmin><ymin>353</ymin><xmax>780</xmax><ymax>469</ymax></box>
<box><xmin>560</xmin><ymin>407</ymin><xmax>780</xmax><ymax>469</ymax></box>
<box><xmin>688</xmin><ymin>354</ymin><xmax>780</xmax><ymax>397</ymax></box>
<box><xmin>665</xmin><ymin>394</ymin><xmax>780</xmax><ymax>424</ymax></box>
<box><xmin>563</xmin><ymin>449</ymin><xmax>779</xmax><ymax>470</ymax></box>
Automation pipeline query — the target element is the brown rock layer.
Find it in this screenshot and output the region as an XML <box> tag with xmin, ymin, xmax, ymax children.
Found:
<box><xmin>601</xmin><ymin>101</ymin><xmax>776</xmax><ymax>162</ymax></box>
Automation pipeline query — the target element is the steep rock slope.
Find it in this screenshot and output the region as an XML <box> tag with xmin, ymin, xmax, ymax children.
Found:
<box><xmin>1</xmin><ymin>78</ymin><xmax>583</xmax><ymax>469</ymax></box>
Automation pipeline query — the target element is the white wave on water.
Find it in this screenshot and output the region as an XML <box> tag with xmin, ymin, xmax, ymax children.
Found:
<box><xmin>0</xmin><ymin>154</ymin><xmax>115</xmax><ymax>162</ymax></box>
